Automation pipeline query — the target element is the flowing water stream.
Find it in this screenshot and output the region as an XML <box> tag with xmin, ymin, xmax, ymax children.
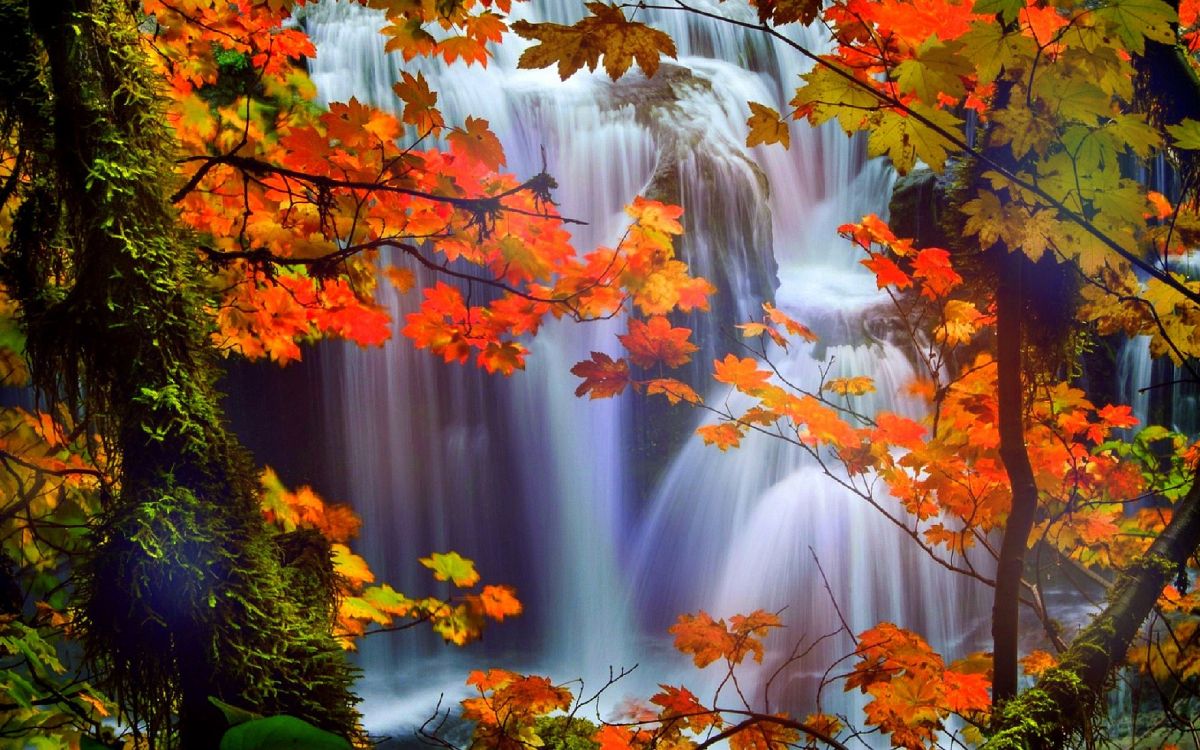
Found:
<box><xmin>295</xmin><ymin>0</ymin><xmax>995</xmax><ymax>738</ymax></box>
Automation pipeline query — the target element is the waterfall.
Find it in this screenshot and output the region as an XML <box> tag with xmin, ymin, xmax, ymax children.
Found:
<box><xmin>298</xmin><ymin>0</ymin><xmax>992</xmax><ymax>738</ymax></box>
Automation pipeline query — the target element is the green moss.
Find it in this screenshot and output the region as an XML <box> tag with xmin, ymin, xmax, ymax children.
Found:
<box><xmin>0</xmin><ymin>1</ymin><xmax>361</xmax><ymax>746</ymax></box>
<box><xmin>534</xmin><ymin>716</ymin><xmax>601</xmax><ymax>750</ymax></box>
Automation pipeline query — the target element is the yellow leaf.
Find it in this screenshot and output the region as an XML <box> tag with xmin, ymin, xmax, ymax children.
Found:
<box><xmin>746</xmin><ymin>102</ymin><xmax>790</xmax><ymax>149</ymax></box>
<box><xmin>867</xmin><ymin>104</ymin><xmax>961</xmax><ymax>175</ymax></box>
<box><xmin>823</xmin><ymin>376</ymin><xmax>875</xmax><ymax>396</ymax></box>
<box><xmin>935</xmin><ymin>300</ymin><xmax>983</xmax><ymax>346</ymax></box>
<box><xmin>333</xmin><ymin>544</ymin><xmax>375</xmax><ymax>587</ymax></box>
<box><xmin>792</xmin><ymin>64</ymin><xmax>880</xmax><ymax>134</ymax></box>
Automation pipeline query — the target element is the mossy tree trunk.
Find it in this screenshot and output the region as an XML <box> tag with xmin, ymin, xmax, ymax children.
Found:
<box><xmin>986</xmin><ymin>468</ymin><xmax>1200</xmax><ymax>748</ymax></box>
<box><xmin>0</xmin><ymin>1</ymin><xmax>359</xmax><ymax>747</ymax></box>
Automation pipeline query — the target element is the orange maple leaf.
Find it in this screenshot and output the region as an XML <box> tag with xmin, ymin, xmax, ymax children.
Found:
<box><xmin>669</xmin><ymin>611</ymin><xmax>736</xmax><ymax>668</ymax></box>
<box><xmin>713</xmin><ymin>354</ymin><xmax>772</xmax><ymax>391</ymax></box>
<box><xmin>645</xmin><ymin>378</ymin><xmax>702</xmax><ymax>405</ymax></box>
<box><xmin>861</xmin><ymin>253</ymin><xmax>912</xmax><ymax>289</ymax></box>
<box><xmin>475</xmin><ymin>584</ymin><xmax>523</xmax><ymax>620</ymax></box>
<box><xmin>619</xmin><ymin>316</ymin><xmax>698</xmax><ymax>368</ymax></box>
<box><xmin>448</xmin><ymin>116</ymin><xmax>505</xmax><ymax>170</ymax></box>
<box><xmin>697</xmin><ymin>422</ymin><xmax>746</xmax><ymax>451</ymax></box>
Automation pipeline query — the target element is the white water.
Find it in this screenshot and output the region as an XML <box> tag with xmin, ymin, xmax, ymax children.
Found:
<box><xmin>300</xmin><ymin>0</ymin><xmax>992</xmax><ymax>739</ymax></box>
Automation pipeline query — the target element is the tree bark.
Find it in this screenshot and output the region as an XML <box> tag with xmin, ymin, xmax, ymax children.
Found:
<box><xmin>0</xmin><ymin>2</ymin><xmax>360</xmax><ymax>747</ymax></box>
<box><xmin>986</xmin><ymin>465</ymin><xmax>1200</xmax><ymax>748</ymax></box>
<box><xmin>991</xmin><ymin>250</ymin><xmax>1041</xmax><ymax>705</ymax></box>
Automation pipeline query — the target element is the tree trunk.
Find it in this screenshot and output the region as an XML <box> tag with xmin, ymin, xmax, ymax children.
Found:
<box><xmin>0</xmin><ymin>1</ymin><xmax>360</xmax><ymax>746</ymax></box>
<box><xmin>991</xmin><ymin>250</ymin><xmax>1040</xmax><ymax>705</ymax></box>
<box><xmin>987</xmin><ymin>465</ymin><xmax>1200</xmax><ymax>748</ymax></box>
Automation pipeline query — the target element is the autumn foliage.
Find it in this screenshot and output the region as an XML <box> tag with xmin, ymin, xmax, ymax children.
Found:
<box><xmin>2</xmin><ymin>0</ymin><xmax>1200</xmax><ymax>746</ymax></box>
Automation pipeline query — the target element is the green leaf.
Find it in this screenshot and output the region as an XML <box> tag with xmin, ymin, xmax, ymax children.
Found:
<box><xmin>1106</xmin><ymin>114</ymin><xmax>1162</xmax><ymax>157</ymax></box>
<box><xmin>220</xmin><ymin>715</ymin><xmax>352</xmax><ymax>750</ymax></box>
<box><xmin>959</xmin><ymin>21</ymin><xmax>1037</xmax><ymax>84</ymax></box>
<box><xmin>972</xmin><ymin>0</ymin><xmax>1023</xmax><ymax>23</ymax></box>
<box><xmin>1095</xmin><ymin>0</ymin><xmax>1177</xmax><ymax>54</ymax></box>
<box><xmin>1167</xmin><ymin>118</ymin><xmax>1200</xmax><ymax>149</ymax></box>
<box><xmin>419</xmin><ymin>551</ymin><xmax>480</xmax><ymax>587</ymax></box>
<box><xmin>362</xmin><ymin>583</ymin><xmax>415</xmax><ymax>615</ymax></box>
<box><xmin>894</xmin><ymin>37</ymin><xmax>971</xmax><ymax>104</ymax></box>
<box><xmin>991</xmin><ymin>100</ymin><xmax>1056</xmax><ymax>160</ymax></box>
<box><xmin>1034</xmin><ymin>73</ymin><xmax>1110</xmax><ymax>126</ymax></box>
<box><xmin>210</xmin><ymin>696</ymin><xmax>263</xmax><ymax>727</ymax></box>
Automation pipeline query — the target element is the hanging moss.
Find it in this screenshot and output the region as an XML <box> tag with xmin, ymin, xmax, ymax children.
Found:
<box><xmin>0</xmin><ymin>1</ymin><xmax>361</xmax><ymax>747</ymax></box>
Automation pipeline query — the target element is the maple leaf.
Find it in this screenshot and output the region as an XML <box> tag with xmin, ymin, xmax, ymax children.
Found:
<box><xmin>792</xmin><ymin>64</ymin><xmax>881</xmax><ymax>133</ymax></box>
<box><xmin>333</xmin><ymin>544</ymin><xmax>375</xmax><ymax>587</ymax></box>
<box><xmin>942</xmin><ymin>670</ymin><xmax>990</xmax><ymax>714</ymax></box>
<box><xmin>894</xmin><ymin>38</ymin><xmax>971</xmax><ymax>105</ymax></box>
<box><xmin>861</xmin><ymin>254</ymin><xmax>912</xmax><ymax>289</ymax></box>
<box><xmin>467</xmin><ymin>668</ymin><xmax>521</xmax><ymax>692</ymax></box>
<box><xmin>1098</xmin><ymin>403</ymin><xmax>1138</xmax><ymax>429</ymax></box>
<box><xmin>1146</xmin><ymin>190</ymin><xmax>1173</xmax><ymax>219</ymax></box>
<box><xmin>437</xmin><ymin>36</ymin><xmax>490</xmax><ymax>67</ymax></box>
<box><xmin>1095</xmin><ymin>0</ymin><xmax>1178</xmax><ymax>54</ymax></box>
<box><xmin>393</xmin><ymin>71</ymin><xmax>445</xmax><ymax>133</ymax></box>
<box><xmin>626</xmin><ymin>196</ymin><xmax>685</xmax><ymax>235</ymax></box>
<box><xmin>651</xmin><ymin>683</ymin><xmax>705</xmax><ymax>715</ymax></box>
<box><xmin>803</xmin><ymin>713</ymin><xmax>843</xmax><ymax>744</ymax></box>
<box><xmin>477</xmin><ymin>341</ymin><xmax>527</xmax><ymax>376</ymax></box>
<box><xmin>448</xmin><ymin>116</ymin><xmax>505</xmax><ymax>170</ymax></box>
<box><xmin>746</xmin><ymin>102</ymin><xmax>790</xmax><ymax>149</ymax></box>
<box><xmin>619</xmin><ymin>316</ymin><xmax>698</xmax><ymax>368</ymax></box>
<box><xmin>738</xmin><ymin>321</ymin><xmax>789</xmax><ymax>348</ymax></box>
<box><xmin>730</xmin><ymin>716</ymin><xmax>800</xmax><ymax>750</ymax></box>
<box><xmin>867</xmin><ymin>104</ymin><xmax>962</xmax><ymax>175</ymax></box>
<box><xmin>1167</xmin><ymin>118</ymin><xmax>1200</xmax><ymax>150</ymax></box>
<box><xmin>669</xmin><ymin>611</ymin><xmax>736</xmax><ymax>668</ymax></box>
<box><xmin>512</xmin><ymin>3</ymin><xmax>677</xmax><ymax>80</ymax></box>
<box><xmin>1019</xmin><ymin>649</ymin><xmax>1058</xmax><ymax>676</ymax></box>
<box><xmin>595</xmin><ymin>725</ymin><xmax>636</xmax><ymax>750</ymax></box>
<box><xmin>476</xmin><ymin>584</ymin><xmax>523</xmax><ymax>620</ymax></box>
<box><xmin>934</xmin><ymin>299</ymin><xmax>983</xmax><ymax>346</ymax></box>
<box><xmin>645</xmin><ymin>378</ymin><xmax>702</xmax><ymax>405</ymax></box>
<box><xmin>872</xmin><ymin>413</ymin><xmax>927</xmax><ymax>449</ymax></box>
<box><xmin>384</xmin><ymin>266</ymin><xmax>416</xmax><ymax>293</ymax></box>
<box><xmin>763</xmin><ymin>302</ymin><xmax>818</xmax><ymax>341</ymax></box>
<box><xmin>362</xmin><ymin>584</ymin><xmax>415</xmax><ymax>617</ymax></box>
<box><xmin>911</xmin><ymin>248</ymin><xmax>962</xmax><ymax>298</ymax></box>
<box><xmin>752</xmin><ymin>0</ymin><xmax>822</xmax><ymax>25</ymax></box>
<box><xmin>974</xmin><ymin>0</ymin><xmax>1024</xmax><ymax>23</ymax></box>
<box><xmin>697</xmin><ymin>422</ymin><xmax>746</xmax><ymax>451</ymax></box>
<box><xmin>713</xmin><ymin>354</ymin><xmax>772</xmax><ymax>391</ymax></box>
<box><xmin>571</xmin><ymin>352</ymin><xmax>632</xmax><ymax>399</ymax></box>
<box><xmin>420</xmin><ymin>551</ymin><xmax>481</xmax><ymax>587</ymax></box>
<box><xmin>824</xmin><ymin>376</ymin><xmax>876</xmax><ymax>396</ymax></box>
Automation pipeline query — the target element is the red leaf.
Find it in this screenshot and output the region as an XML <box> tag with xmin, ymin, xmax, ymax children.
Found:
<box><xmin>571</xmin><ymin>352</ymin><xmax>631</xmax><ymax>399</ymax></box>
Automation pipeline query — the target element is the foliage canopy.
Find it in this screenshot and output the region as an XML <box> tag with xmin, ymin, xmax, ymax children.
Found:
<box><xmin>0</xmin><ymin>0</ymin><xmax>1199</xmax><ymax>748</ymax></box>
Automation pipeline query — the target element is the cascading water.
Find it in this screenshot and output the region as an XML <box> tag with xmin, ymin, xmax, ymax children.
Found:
<box><xmin>297</xmin><ymin>0</ymin><xmax>992</xmax><ymax>739</ymax></box>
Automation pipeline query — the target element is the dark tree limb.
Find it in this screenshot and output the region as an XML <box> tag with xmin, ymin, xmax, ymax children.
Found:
<box><xmin>986</xmin><ymin>466</ymin><xmax>1200</xmax><ymax>748</ymax></box>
